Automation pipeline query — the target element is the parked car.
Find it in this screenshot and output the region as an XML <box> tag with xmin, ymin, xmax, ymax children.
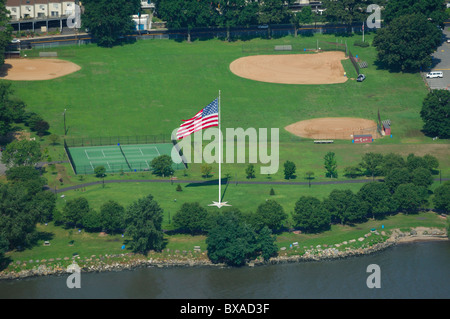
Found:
<box><xmin>11</xmin><ymin>38</ymin><xmax>20</xmax><ymax>43</ymax></box>
<box><xmin>426</xmin><ymin>71</ymin><xmax>443</xmax><ymax>78</ymax></box>
<box><xmin>447</xmin><ymin>39</ymin><xmax>450</xmax><ymax>43</ymax></box>
<box><xmin>357</xmin><ymin>74</ymin><xmax>366</xmax><ymax>82</ymax></box>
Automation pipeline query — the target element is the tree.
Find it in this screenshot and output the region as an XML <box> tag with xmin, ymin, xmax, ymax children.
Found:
<box><xmin>394</xmin><ymin>183</ymin><xmax>428</xmax><ymax>214</ymax></box>
<box><xmin>324</xmin><ymin>189</ymin><xmax>368</xmax><ymax>225</ymax></box>
<box><xmin>32</xmin><ymin>120</ymin><xmax>50</xmax><ymax>137</ymax></box>
<box><xmin>343</xmin><ymin>166</ymin><xmax>363</xmax><ymax>179</ymax></box>
<box><xmin>150</xmin><ymin>154</ymin><xmax>174</xmax><ymax>177</ymax></box>
<box><xmin>423</xmin><ymin>154</ymin><xmax>440</xmax><ymax>173</ymax></box>
<box><xmin>292</xmin><ymin>196</ymin><xmax>330</xmax><ymax>233</ymax></box>
<box><xmin>322</xmin><ymin>0</ymin><xmax>369</xmax><ymax>29</ymax></box>
<box><xmin>155</xmin><ymin>0</ymin><xmax>217</xmax><ymax>42</ymax></box>
<box><xmin>245</xmin><ymin>163</ymin><xmax>256</xmax><ymax>179</ymax></box>
<box><xmin>383</xmin><ymin>0</ymin><xmax>448</xmax><ymax>27</ymax></box>
<box><xmin>433</xmin><ymin>182</ymin><xmax>450</xmax><ymax>212</ymax></box>
<box><xmin>420</xmin><ymin>89</ymin><xmax>450</xmax><ymax>139</ymax></box>
<box><xmin>206</xmin><ymin>212</ymin><xmax>259</xmax><ymax>266</ymax></box>
<box><xmin>358</xmin><ymin>182</ymin><xmax>397</xmax><ymax>219</ymax></box>
<box><xmin>81</xmin><ymin>0</ymin><xmax>141</xmax><ymax>47</ymax></box>
<box><xmin>324</xmin><ymin>152</ymin><xmax>338</xmax><ymax>178</ymax></box>
<box><xmin>372</xmin><ymin>13</ymin><xmax>441</xmax><ymax>72</ymax></box>
<box><xmin>20</xmin><ymin>190</ymin><xmax>56</xmax><ymax>224</ymax></box>
<box><xmin>100</xmin><ymin>200</ymin><xmax>125</xmax><ymax>234</ymax></box>
<box><xmin>48</xmin><ymin>134</ymin><xmax>61</xmax><ymax>145</ymax></box>
<box><xmin>283</xmin><ymin>160</ymin><xmax>296</xmax><ymax>180</ymax></box>
<box><xmin>0</xmin><ymin>83</ymin><xmax>26</xmax><ymax>137</ymax></box>
<box><xmin>384</xmin><ymin>168</ymin><xmax>411</xmax><ymax>192</ymax></box>
<box><xmin>381</xmin><ymin>153</ymin><xmax>406</xmax><ymax>176</ymax></box>
<box><xmin>257</xmin><ymin>0</ymin><xmax>293</xmax><ymax>38</ymax></box>
<box><xmin>1</xmin><ymin>139</ymin><xmax>42</xmax><ymax>168</ymax></box>
<box><xmin>360</xmin><ymin>152</ymin><xmax>383</xmax><ymax>180</ymax></box>
<box><xmin>216</xmin><ymin>0</ymin><xmax>259</xmax><ymax>41</ymax></box>
<box><xmin>252</xmin><ymin>199</ymin><xmax>287</xmax><ymax>232</ymax></box>
<box><xmin>411</xmin><ymin>167</ymin><xmax>434</xmax><ymax>188</ymax></box>
<box><xmin>62</xmin><ymin>197</ymin><xmax>91</xmax><ymax>228</ymax></box>
<box><xmin>257</xmin><ymin>226</ymin><xmax>278</xmax><ymax>261</ymax></box>
<box><xmin>201</xmin><ymin>163</ymin><xmax>213</xmax><ymax>178</ymax></box>
<box><xmin>0</xmin><ymin>1</ymin><xmax>12</xmax><ymax>67</ymax></box>
<box><xmin>125</xmin><ymin>194</ymin><xmax>164</xmax><ymax>253</ymax></box>
<box><xmin>406</xmin><ymin>153</ymin><xmax>428</xmax><ymax>171</ymax></box>
<box><xmin>94</xmin><ymin>165</ymin><xmax>106</xmax><ymax>178</ymax></box>
<box><xmin>81</xmin><ymin>209</ymin><xmax>102</xmax><ymax>232</ymax></box>
<box><xmin>0</xmin><ymin>183</ymin><xmax>40</xmax><ymax>250</ymax></box>
<box><xmin>173</xmin><ymin>202</ymin><xmax>209</xmax><ymax>235</ymax></box>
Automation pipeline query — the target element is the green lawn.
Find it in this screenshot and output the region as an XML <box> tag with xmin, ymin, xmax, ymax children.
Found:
<box><xmin>7</xmin><ymin>33</ymin><xmax>447</xmax><ymax>187</ymax></box>
<box><xmin>1</xmin><ymin>33</ymin><xmax>449</xmax><ymax>271</ymax></box>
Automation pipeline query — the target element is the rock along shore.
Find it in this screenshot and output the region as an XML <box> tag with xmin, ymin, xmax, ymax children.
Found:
<box><xmin>0</xmin><ymin>227</ymin><xmax>447</xmax><ymax>281</ymax></box>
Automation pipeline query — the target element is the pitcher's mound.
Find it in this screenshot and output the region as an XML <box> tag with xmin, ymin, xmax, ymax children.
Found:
<box><xmin>0</xmin><ymin>58</ymin><xmax>81</xmax><ymax>80</ymax></box>
<box><xmin>285</xmin><ymin>117</ymin><xmax>378</xmax><ymax>140</ymax></box>
<box><xmin>229</xmin><ymin>51</ymin><xmax>348</xmax><ymax>85</ymax></box>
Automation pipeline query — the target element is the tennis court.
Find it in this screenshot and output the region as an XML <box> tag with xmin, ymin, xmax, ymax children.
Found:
<box><xmin>66</xmin><ymin>143</ymin><xmax>182</xmax><ymax>174</ymax></box>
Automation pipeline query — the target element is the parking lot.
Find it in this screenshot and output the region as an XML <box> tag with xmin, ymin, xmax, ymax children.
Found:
<box><xmin>424</xmin><ymin>27</ymin><xmax>450</xmax><ymax>90</ymax></box>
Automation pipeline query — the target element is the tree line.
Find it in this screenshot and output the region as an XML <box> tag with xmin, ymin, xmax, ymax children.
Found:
<box><xmin>1</xmin><ymin>150</ymin><xmax>448</xmax><ymax>267</ymax></box>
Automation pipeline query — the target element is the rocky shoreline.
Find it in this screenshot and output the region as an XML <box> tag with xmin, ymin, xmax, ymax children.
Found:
<box><xmin>0</xmin><ymin>227</ymin><xmax>447</xmax><ymax>281</ymax></box>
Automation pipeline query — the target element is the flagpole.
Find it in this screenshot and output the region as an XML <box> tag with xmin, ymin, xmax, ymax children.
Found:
<box><xmin>209</xmin><ymin>91</ymin><xmax>230</xmax><ymax>208</ymax></box>
<box><xmin>218</xmin><ymin>90</ymin><xmax>221</xmax><ymax>205</ymax></box>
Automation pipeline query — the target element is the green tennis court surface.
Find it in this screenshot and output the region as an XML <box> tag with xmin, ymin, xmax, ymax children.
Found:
<box><xmin>67</xmin><ymin>143</ymin><xmax>182</xmax><ymax>174</ymax></box>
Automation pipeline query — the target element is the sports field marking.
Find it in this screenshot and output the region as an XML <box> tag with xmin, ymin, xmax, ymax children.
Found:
<box><xmin>102</xmin><ymin>150</ymin><xmax>106</xmax><ymax>157</ymax></box>
<box><xmin>90</xmin><ymin>162</ymin><xmax>94</xmax><ymax>170</ymax></box>
<box><xmin>139</xmin><ymin>148</ymin><xmax>144</xmax><ymax>156</ymax></box>
<box><xmin>85</xmin><ymin>149</ymin><xmax>90</xmax><ymax>160</ymax></box>
<box><xmin>107</xmin><ymin>161</ymin><xmax>111</xmax><ymax>169</ymax></box>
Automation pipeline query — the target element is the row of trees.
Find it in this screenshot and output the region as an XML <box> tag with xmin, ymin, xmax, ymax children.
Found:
<box><xmin>0</xmin><ymin>166</ymin><xmax>56</xmax><ymax>265</ymax></box>
<box><xmin>372</xmin><ymin>0</ymin><xmax>447</xmax><ymax>72</ymax></box>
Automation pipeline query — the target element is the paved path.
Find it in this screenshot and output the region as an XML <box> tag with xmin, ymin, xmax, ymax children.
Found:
<box><xmin>48</xmin><ymin>177</ymin><xmax>449</xmax><ymax>194</ymax></box>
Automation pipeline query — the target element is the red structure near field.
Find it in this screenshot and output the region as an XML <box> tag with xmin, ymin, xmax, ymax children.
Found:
<box><xmin>353</xmin><ymin>134</ymin><xmax>373</xmax><ymax>143</ymax></box>
<box><xmin>382</xmin><ymin>120</ymin><xmax>391</xmax><ymax>136</ymax></box>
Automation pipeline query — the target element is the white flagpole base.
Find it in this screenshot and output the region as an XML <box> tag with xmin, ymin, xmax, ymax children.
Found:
<box><xmin>209</xmin><ymin>201</ymin><xmax>231</xmax><ymax>208</ymax></box>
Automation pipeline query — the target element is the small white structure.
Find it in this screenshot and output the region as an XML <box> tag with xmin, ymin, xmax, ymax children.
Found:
<box><xmin>132</xmin><ymin>14</ymin><xmax>152</xmax><ymax>31</ymax></box>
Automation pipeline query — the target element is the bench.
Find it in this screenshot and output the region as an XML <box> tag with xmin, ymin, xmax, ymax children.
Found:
<box><xmin>314</xmin><ymin>140</ymin><xmax>334</xmax><ymax>144</ymax></box>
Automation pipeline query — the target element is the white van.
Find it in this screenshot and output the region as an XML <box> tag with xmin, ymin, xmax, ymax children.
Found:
<box><xmin>426</xmin><ymin>71</ymin><xmax>443</xmax><ymax>78</ymax></box>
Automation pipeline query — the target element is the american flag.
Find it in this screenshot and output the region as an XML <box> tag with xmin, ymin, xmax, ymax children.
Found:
<box><xmin>176</xmin><ymin>98</ymin><xmax>219</xmax><ymax>139</ymax></box>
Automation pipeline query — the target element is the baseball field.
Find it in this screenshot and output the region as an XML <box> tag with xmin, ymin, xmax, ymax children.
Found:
<box><xmin>3</xmin><ymin>33</ymin><xmax>449</xmax><ymax>213</ymax></box>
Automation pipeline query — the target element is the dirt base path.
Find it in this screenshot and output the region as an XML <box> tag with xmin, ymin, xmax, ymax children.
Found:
<box><xmin>0</xmin><ymin>58</ymin><xmax>81</xmax><ymax>80</ymax></box>
<box><xmin>229</xmin><ymin>51</ymin><xmax>348</xmax><ymax>85</ymax></box>
<box><xmin>285</xmin><ymin>117</ymin><xmax>379</xmax><ymax>140</ymax></box>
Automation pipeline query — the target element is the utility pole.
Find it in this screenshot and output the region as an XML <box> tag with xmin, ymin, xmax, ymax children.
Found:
<box><xmin>63</xmin><ymin>108</ymin><xmax>67</xmax><ymax>135</ymax></box>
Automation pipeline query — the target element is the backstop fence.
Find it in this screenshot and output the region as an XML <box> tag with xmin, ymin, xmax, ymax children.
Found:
<box><xmin>64</xmin><ymin>134</ymin><xmax>173</xmax><ymax>148</ymax></box>
<box><xmin>241</xmin><ymin>39</ymin><xmax>348</xmax><ymax>54</ymax></box>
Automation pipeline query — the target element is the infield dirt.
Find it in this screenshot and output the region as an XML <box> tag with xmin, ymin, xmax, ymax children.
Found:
<box><xmin>0</xmin><ymin>58</ymin><xmax>81</xmax><ymax>80</ymax></box>
<box><xmin>285</xmin><ymin>117</ymin><xmax>379</xmax><ymax>140</ymax></box>
<box><xmin>229</xmin><ymin>51</ymin><xmax>348</xmax><ymax>85</ymax></box>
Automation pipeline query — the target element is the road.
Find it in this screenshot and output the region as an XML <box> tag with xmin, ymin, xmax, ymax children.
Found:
<box><xmin>424</xmin><ymin>26</ymin><xmax>450</xmax><ymax>90</ymax></box>
<box><xmin>49</xmin><ymin>177</ymin><xmax>449</xmax><ymax>194</ymax></box>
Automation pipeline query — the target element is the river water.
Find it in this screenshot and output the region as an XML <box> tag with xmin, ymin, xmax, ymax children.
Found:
<box><xmin>0</xmin><ymin>241</ymin><xmax>449</xmax><ymax>299</ymax></box>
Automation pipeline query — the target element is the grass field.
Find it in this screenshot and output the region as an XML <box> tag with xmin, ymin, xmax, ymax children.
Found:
<box><xmin>5</xmin><ymin>33</ymin><xmax>446</xmax><ymax>185</ymax></box>
<box><xmin>1</xmin><ymin>33</ymin><xmax>448</xmax><ymax>267</ymax></box>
